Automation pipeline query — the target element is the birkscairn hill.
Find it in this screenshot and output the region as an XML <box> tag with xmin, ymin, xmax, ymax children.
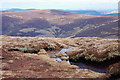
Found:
<box><xmin>1</xmin><ymin>9</ymin><xmax>119</xmax><ymax>38</ymax></box>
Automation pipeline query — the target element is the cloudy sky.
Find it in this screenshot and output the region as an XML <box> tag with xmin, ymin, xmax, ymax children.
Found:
<box><xmin>0</xmin><ymin>0</ymin><xmax>119</xmax><ymax>10</ymax></box>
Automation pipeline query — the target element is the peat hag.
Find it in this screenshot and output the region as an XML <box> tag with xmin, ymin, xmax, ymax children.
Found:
<box><xmin>70</xmin><ymin>56</ymin><xmax>120</xmax><ymax>73</ymax></box>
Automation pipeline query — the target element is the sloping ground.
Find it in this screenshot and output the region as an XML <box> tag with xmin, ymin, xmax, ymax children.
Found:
<box><xmin>1</xmin><ymin>9</ymin><xmax>119</xmax><ymax>38</ymax></box>
<box><xmin>0</xmin><ymin>36</ymin><xmax>120</xmax><ymax>78</ymax></box>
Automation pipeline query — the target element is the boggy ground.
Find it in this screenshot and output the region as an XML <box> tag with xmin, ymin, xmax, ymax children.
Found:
<box><xmin>0</xmin><ymin>36</ymin><xmax>120</xmax><ymax>78</ymax></box>
<box><xmin>0</xmin><ymin>48</ymin><xmax>104</xmax><ymax>78</ymax></box>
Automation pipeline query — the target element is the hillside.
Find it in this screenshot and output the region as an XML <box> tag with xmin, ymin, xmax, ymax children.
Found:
<box><xmin>1</xmin><ymin>9</ymin><xmax>119</xmax><ymax>38</ymax></box>
<box><xmin>1</xmin><ymin>36</ymin><xmax>120</xmax><ymax>78</ymax></box>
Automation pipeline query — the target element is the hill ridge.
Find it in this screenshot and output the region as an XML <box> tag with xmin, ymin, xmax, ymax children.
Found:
<box><xmin>2</xmin><ymin>9</ymin><xmax>119</xmax><ymax>38</ymax></box>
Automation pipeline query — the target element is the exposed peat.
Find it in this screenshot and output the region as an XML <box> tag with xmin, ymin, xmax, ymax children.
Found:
<box><xmin>70</xmin><ymin>56</ymin><xmax>120</xmax><ymax>73</ymax></box>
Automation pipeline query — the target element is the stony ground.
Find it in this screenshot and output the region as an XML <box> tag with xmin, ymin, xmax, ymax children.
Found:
<box><xmin>0</xmin><ymin>36</ymin><xmax>120</xmax><ymax>78</ymax></box>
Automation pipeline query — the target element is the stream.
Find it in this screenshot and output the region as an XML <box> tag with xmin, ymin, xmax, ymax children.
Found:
<box><xmin>54</xmin><ymin>46</ymin><xmax>73</xmax><ymax>64</ymax></box>
<box><xmin>53</xmin><ymin>46</ymin><xmax>120</xmax><ymax>73</ymax></box>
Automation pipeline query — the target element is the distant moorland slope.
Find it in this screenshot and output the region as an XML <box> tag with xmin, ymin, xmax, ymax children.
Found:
<box><xmin>1</xmin><ymin>9</ymin><xmax>119</xmax><ymax>38</ymax></box>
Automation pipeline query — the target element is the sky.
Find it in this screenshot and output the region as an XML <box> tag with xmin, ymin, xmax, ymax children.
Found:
<box><xmin>0</xmin><ymin>0</ymin><xmax>119</xmax><ymax>10</ymax></box>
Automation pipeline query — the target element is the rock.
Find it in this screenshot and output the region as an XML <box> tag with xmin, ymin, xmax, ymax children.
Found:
<box><xmin>38</xmin><ymin>49</ymin><xmax>47</xmax><ymax>55</ymax></box>
<box><xmin>69</xmin><ymin>65</ymin><xmax>79</xmax><ymax>69</ymax></box>
<box><xmin>15</xmin><ymin>57</ymin><xmax>20</xmax><ymax>60</ymax></box>
<box><xmin>55</xmin><ymin>53</ymin><xmax>67</xmax><ymax>57</ymax></box>
<box><xmin>62</xmin><ymin>61</ymin><xmax>70</xmax><ymax>64</ymax></box>
<box><xmin>8</xmin><ymin>60</ymin><xmax>14</xmax><ymax>63</ymax></box>
<box><xmin>50</xmin><ymin>54</ymin><xmax>56</xmax><ymax>58</ymax></box>
<box><xmin>61</xmin><ymin>56</ymin><xmax>69</xmax><ymax>61</ymax></box>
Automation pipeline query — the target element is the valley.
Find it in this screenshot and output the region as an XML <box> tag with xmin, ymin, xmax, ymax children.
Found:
<box><xmin>1</xmin><ymin>9</ymin><xmax>119</xmax><ymax>38</ymax></box>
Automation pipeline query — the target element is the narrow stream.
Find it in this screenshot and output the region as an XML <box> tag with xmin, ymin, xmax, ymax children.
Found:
<box><xmin>54</xmin><ymin>46</ymin><xmax>73</xmax><ymax>64</ymax></box>
<box><xmin>53</xmin><ymin>47</ymin><xmax>120</xmax><ymax>73</ymax></box>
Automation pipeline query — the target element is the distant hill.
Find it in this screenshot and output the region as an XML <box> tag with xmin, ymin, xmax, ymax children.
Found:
<box><xmin>103</xmin><ymin>11</ymin><xmax>118</xmax><ymax>14</ymax></box>
<box><xmin>1</xmin><ymin>8</ymin><xmax>38</xmax><ymax>12</ymax></box>
<box><xmin>101</xmin><ymin>11</ymin><xmax>119</xmax><ymax>16</ymax></box>
<box><xmin>1</xmin><ymin>9</ymin><xmax>119</xmax><ymax>38</ymax></box>
<box><xmin>61</xmin><ymin>10</ymin><xmax>119</xmax><ymax>16</ymax></box>
<box><xmin>1</xmin><ymin>8</ymin><xmax>119</xmax><ymax>16</ymax></box>
<box><xmin>60</xmin><ymin>10</ymin><xmax>101</xmax><ymax>15</ymax></box>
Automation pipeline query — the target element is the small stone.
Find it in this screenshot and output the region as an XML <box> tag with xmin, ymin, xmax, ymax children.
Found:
<box><xmin>62</xmin><ymin>61</ymin><xmax>69</xmax><ymax>64</ymax></box>
<box><xmin>15</xmin><ymin>57</ymin><xmax>20</xmax><ymax>60</ymax></box>
<box><xmin>61</xmin><ymin>56</ymin><xmax>69</xmax><ymax>60</ymax></box>
<box><xmin>55</xmin><ymin>53</ymin><xmax>67</xmax><ymax>57</ymax></box>
<box><xmin>8</xmin><ymin>60</ymin><xmax>14</xmax><ymax>63</ymax></box>
<box><xmin>50</xmin><ymin>54</ymin><xmax>56</xmax><ymax>58</ymax></box>
<box><xmin>69</xmin><ymin>65</ymin><xmax>79</xmax><ymax>69</ymax></box>
<box><xmin>38</xmin><ymin>49</ymin><xmax>47</xmax><ymax>55</ymax></box>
